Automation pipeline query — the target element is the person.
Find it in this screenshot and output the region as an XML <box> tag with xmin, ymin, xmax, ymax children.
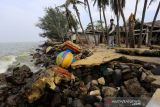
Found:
<box><xmin>108</xmin><ymin>19</ymin><xmax>116</xmax><ymax>48</ymax></box>
<box><xmin>71</xmin><ymin>33</ymin><xmax>77</xmax><ymax>43</ymax></box>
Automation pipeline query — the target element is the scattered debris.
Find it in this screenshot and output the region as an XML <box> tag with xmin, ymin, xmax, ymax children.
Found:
<box><xmin>1</xmin><ymin>41</ymin><xmax>160</xmax><ymax>106</ymax></box>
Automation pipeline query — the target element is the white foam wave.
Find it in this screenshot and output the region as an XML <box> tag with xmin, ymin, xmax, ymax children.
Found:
<box><xmin>0</xmin><ymin>55</ymin><xmax>17</xmax><ymax>73</ymax></box>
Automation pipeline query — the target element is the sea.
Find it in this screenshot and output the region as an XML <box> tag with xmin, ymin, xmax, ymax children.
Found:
<box><xmin>0</xmin><ymin>42</ymin><xmax>41</xmax><ymax>73</ymax></box>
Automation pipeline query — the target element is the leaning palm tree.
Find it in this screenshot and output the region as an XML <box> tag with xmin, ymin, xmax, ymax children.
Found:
<box><xmin>110</xmin><ymin>0</ymin><xmax>120</xmax><ymax>46</ymax></box>
<box><xmin>101</xmin><ymin>0</ymin><xmax>109</xmax><ymax>31</ymax></box>
<box><xmin>65</xmin><ymin>7</ymin><xmax>81</xmax><ymax>43</ymax></box>
<box><xmin>110</xmin><ymin>0</ymin><xmax>126</xmax><ymax>46</ymax></box>
<box><xmin>117</xmin><ymin>0</ymin><xmax>128</xmax><ymax>47</ymax></box>
<box><xmin>84</xmin><ymin>0</ymin><xmax>97</xmax><ymax>45</ymax></box>
<box><xmin>61</xmin><ymin>0</ymin><xmax>89</xmax><ymax>44</ymax></box>
<box><xmin>65</xmin><ymin>7</ymin><xmax>77</xmax><ymax>31</ymax></box>
<box><xmin>148</xmin><ymin>1</ymin><xmax>160</xmax><ymax>46</ymax></box>
<box><xmin>138</xmin><ymin>0</ymin><xmax>148</xmax><ymax>48</ymax></box>
<box><xmin>148</xmin><ymin>0</ymin><xmax>156</xmax><ymax>7</ymax></box>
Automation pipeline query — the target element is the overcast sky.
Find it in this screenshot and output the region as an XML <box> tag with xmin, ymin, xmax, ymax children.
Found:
<box><xmin>0</xmin><ymin>0</ymin><xmax>159</xmax><ymax>42</ymax></box>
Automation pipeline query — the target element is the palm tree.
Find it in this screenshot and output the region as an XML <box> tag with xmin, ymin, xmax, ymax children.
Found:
<box><xmin>134</xmin><ymin>0</ymin><xmax>139</xmax><ymax>19</ymax></box>
<box><xmin>84</xmin><ymin>0</ymin><xmax>97</xmax><ymax>45</ymax></box>
<box><xmin>148</xmin><ymin>1</ymin><xmax>160</xmax><ymax>46</ymax></box>
<box><xmin>118</xmin><ymin>0</ymin><xmax>128</xmax><ymax>47</ymax></box>
<box><xmin>101</xmin><ymin>0</ymin><xmax>109</xmax><ymax>31</ymax></box>
<box><xmin>64</xmin><ymin>7</ymin><xmax>83</xmax><ymax>44</ymax></box>
<box><xmin>93</xmin><ymin>0</ymin><xmax>109</xmax><ymax>43</ymax></box>
<box><xmin>148</xmin><ymin>0</ymin><xmax>156</xmax><ymax>7</ymax></box>
<box><xmin>110</xmin><ymin>0</ymin><xmax>126</xmax><ymax>46</ymax></box>
<box><xmin>65</xmin><ymin>7</ymin><xmax>77</xmax><ymax>31</ymax></box>
<box><xmin>110</xmin><ymin>0</ymin><xmax>120</xmax><ymax>46</ymax></box>
<box><xmin>138</xmin><ymin>0</ymin><xmax>148</xmax><ymax>48</ymax></box>
<box><xmin>93</xmin><ymin>0</ymin><xmax>105</xmax><ymax>43</ymax></box>
<box><xmin>62</xmin><ymin>0</ymin><xmax>89</xmax><ymax>44</ymax></box>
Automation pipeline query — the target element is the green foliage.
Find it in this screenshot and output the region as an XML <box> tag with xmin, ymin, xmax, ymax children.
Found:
<box><xmin>85</xmin><ymin>22</ymin><xmax>93</xmax><ymax>31</ymax></box>
<box><xmin>110</xmin><ymin>0</ymin><xmax>125</xmax><ymax>16</ymax></box>
<box><xmin>93</xmin><ymin>0</ymin><xmax>109</xmax><ymax>9</ymax></box>
<box><xmin>37</xmin><ymin>7</ymin><xmax>69</xmax><ymax>41</ymax></box>
<box><xmin>65</xmin><ymin>7</ymin><xmax>79</xmax><ymax>31</ymax></box>
<box><xmin>95</xmin><ymin>20</ymin><xmax>104</xmax><ymax>31</ymax></box>
<box><xmin>86</xmin><ymin>21</ymin><xmax>108</xmax><ymax>31</ymax></box>
<box><xmin>59</xmin><ymin>1</ymin><xmax>81</xmax><ymax>32</ymax></box>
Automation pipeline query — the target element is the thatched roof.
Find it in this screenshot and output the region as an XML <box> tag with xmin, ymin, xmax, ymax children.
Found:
<box><xmin>144</xmin><ymin>20</ymin><xmax>160</xmax><ymax>28</ymax></box>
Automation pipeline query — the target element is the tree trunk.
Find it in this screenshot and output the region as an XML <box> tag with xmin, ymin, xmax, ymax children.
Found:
<box><xmin>99</xmin><ymin>7</ymin><xmax>105</xmax><ymax>43</ymax></box>
<box><xmin>138</xmin><ymin>0</ymin><xmax>148</xmax><ymax>48</ymax></box>
<box><xmin>118</xmin><ymin>0</ymin><xmax>128</xmax><ymax>47</ymax></box>
<box><xmin>148</xmin><ymin>1</ymin><xmax>160</xmax><ymax>46</ymax></box>
<box><xmin>115</xmin><ymin>0</ymin><xmax>120</xmax><ymax>46</ymax></box>
<box><xmin>134</xmin><ymin>0</ymin><xmax>139</xmax><ymax>19</ymax></box>
<box><xmin>86</xmin><ymin>0</ymin><xmax>97</xmax><ymax>45</ymax></box>
<box><xmin>128</xmin><ymin>14</ymin><xmax>135</xmax><ymax>48</ymax></box>
<box><xmin>102</xmin><ymin>6</ymin><xmax>108</xmax><ymax>43</ymax></box>
<box><xmin>116</xmin><ymin>14</ymin><xmax>120</xmax><ymax>46</ymax></box>
<box><xmin>102</xmin><ymin>6</ymin><xmax>107</xmax><ymax>30</ymax></box>
<box><xmin>73</xmin><ymin>4</ymin><xmax>89</xmax><ymax>44</ymax></box>
<box><xmin>75</xmin><ymin>28</ymin><xmax>83</xmax><ymax>45</ymax></box>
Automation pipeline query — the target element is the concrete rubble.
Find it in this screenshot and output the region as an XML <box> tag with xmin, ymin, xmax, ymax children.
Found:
<box><xmin>0</xmin><ymin>41</ymin><xmax>160</xmax><ymax>107</ymax></box>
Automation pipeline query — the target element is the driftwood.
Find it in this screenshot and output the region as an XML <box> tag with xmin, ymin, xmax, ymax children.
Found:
<box><xmin>116</xmin><ymin>48</ymin><xmax>160</xmax><ymax>57</ymax></box>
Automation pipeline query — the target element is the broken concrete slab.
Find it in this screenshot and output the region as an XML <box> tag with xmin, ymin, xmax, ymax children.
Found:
<box><xmin>25</xmin><ymin>66</ymin><xmax>75</xmax><ymax>103</ymax></box>
<box><xmin>146</xmin><ymin>89</ymin><xmax>160</xmax><ymax>107</ymax></box>
<box><xmin>150</xmin><ymin>45</ymin><xmax>160</xmax><ymax>50</ymax></box>
<box><xmin>71</xmin><ymin>49</ymin><xmax>122</xmax><ymax>68</ymax></box>
<box><xmin>71</xmin><ymin>48</ymin><xmax>160</xmax><ymax>69</ymax></box>
<box><xmin>116</xmin><ymin>48</ymin><xmax>160</xmax><ymax>57</ymax></box>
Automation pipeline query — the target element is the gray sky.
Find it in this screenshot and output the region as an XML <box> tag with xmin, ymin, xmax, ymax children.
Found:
<box><xmin>0</xmin><ymin>0</ymin><xmax>159</xmax><ymax>42</ymax></box>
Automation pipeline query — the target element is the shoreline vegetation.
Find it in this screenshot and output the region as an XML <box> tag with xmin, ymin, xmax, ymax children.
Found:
<box><xmin>1</xmin><ymin>0</ymin><xmax>160</xmax><ymax>106</ymax></box>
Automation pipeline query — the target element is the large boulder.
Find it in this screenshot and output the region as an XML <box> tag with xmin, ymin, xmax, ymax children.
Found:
<box><xmin>124</xmin><ymin>78</ymin><xmax>147</xmax><ymax>97</ymax></box>
<box><xmin>7</xmin><ymin>65</ymin><xmax>33</xmax><ymax>85</ymax></box>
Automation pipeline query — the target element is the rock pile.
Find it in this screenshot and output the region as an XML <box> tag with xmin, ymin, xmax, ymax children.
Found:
<box><xmin>0</xmin><ymin>65</ymin><xmax>33</xmax><ymax>107</ymax></box>
<box><xmin>0</xmin><ymin>41</ymin><xmax>160</xmax><ymax>107</ymax></box>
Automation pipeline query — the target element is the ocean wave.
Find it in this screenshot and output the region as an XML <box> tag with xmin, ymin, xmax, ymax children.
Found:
<box><xmin>0</xmin><ymin>55</ymin><xmax>17</xmax><ymax>73</ymax></box>
<box><xmin>0</xmin><ymin>42</ymin><xmax>40</xmax><ymax>73</ymax></box>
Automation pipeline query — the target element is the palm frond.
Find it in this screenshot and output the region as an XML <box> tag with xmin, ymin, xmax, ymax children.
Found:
<box><xmin>110</xmin><ymin>0</ymin><xmax>119</xmax><ymax>16</ymax></box>
<box><xmin>148</xmin><ymin>0</ymin><xmax>156</xmax><ymax>8</ymax></box>
<box><xmin>110</xmin><ymin>0</ymin><xmax>126</xmax><ymax>16</ymax></box>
